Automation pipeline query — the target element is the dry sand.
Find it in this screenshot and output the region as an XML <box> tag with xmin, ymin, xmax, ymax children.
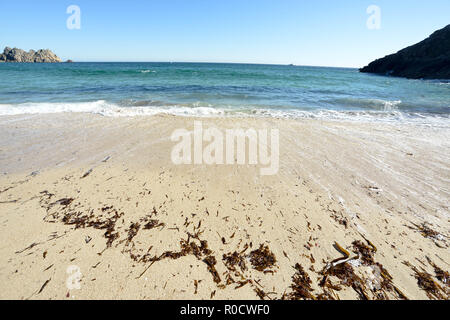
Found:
<box><xmin>0</xmin><ymin>113</ymin><xmax>448</xmax><ymax>300</ymax></box>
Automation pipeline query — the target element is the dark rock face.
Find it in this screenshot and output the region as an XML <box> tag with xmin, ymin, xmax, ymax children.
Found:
<box><xmin>360</xmin><ymin>25</ymin><xmax>450</xmax><ymax>79</ymax></box>
<box><xmin>0</xmin><ymin>47</ymin><xmax>62</xmax><ymax>63</ymax></box>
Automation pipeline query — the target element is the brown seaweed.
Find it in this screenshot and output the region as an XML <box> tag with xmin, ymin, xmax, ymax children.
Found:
<box><xmin>283</xmin><ymin>264</ymin><xmax>315</xmax><ymax>300</ymax></box>
<box><xmin>81</xmin><ymin>169</ymin><xmax>93</xmax><ymax>179</ymax></box>
<box><xmin>38</xmin><ymin>278</ymin><xmax>51</xmax><ymax>294</ymax></box>
<box><xmin>203</xmin><ymin>256</ymin><xmax>221</xmax><ymax>284</ymax></box>
<box><xmin>50</xmin><ymin>198</ymin><xmax>74</xmax><ymax>208</ymax></box>
<box><xmin>410</xmin><ymin>222</ymin><xmax>445</xmax><ymax>243</ymax></box>
<box><xmin>352</xmin><ymin>240</ymin><xmax>375</xmax><ymax>265</ymax></box>
<box><xmin>249</xmin><ymin>244</ymin><xmax>277</xmax><ymax>272</ymax></box>
<box><xmin>143</xmin><ymin>219</ymin><xmax>165</xmax><ymax>230</ymax></box>
<box><xmin>194</xmin><ymin>280</ymin><xmax>199</xmax><ymax>294</ymax></box>
<box><xmin>223</xmin><ymin>251</ymin><xmax>247</xmax><ymax>273</ymax></box>
<box><xmin>126</xmin><ymin>222</ymin><xmax>140</xmax><ymax>244</ymax></box>
<box><xmin>254</xmin><ymin>287</ymin><xmax>267</xmax><ymax>300</ymax></box>
<box><xmin>403</xmin><ymin>261</ymin><xmax>447</xmax><ymax>300</ymax></box>
<box><xmin>324</xmin><ymin>262</ymin><xmax>369</xmax><ymax>300</ymax></box>
<box><xmin>138</xmin><ymin>234</ymin><xmax>222</xmax><ymax>286</ymax></box>
<box><xmin>43</xmin><ymin>199</ymin><xmax>123</xmax><ymax>248</ymax></box>
<box><xmin>426</xmin><ymin>257</ymin><xmax>449</xmax><ymax>286</ymax></box>
<box><xmin>319</xmin><ymin>240</ymin><xmax>407</xmax><ymax>300</ymax></box>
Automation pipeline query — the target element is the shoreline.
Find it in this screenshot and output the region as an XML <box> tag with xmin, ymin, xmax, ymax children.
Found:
<box><xmin>1</xmin><ymin>109</ymin><xmax>449</xmax><ymax>132</ymax></box>
<box><xmin>0</xmin><ymin>113</ymin><xmax>448</xmax><ymax>300</ymax></box>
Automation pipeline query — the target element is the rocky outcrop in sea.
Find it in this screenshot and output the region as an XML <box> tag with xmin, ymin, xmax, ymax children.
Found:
<box><xmin>0</xmin><ymin>47</ymin><xmax>62</xmax><ymax>63</ymax></box>
<box><xmin>360</xmin><ymin>24</ymin><xmax>450</xmax><ymax>80</ymax></box>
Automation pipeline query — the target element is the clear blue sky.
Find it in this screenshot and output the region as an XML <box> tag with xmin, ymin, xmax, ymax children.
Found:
<box><xmin>0</xmin><ymin>0</ymin><xmax>449</xmax><ymax>67</ymax></box>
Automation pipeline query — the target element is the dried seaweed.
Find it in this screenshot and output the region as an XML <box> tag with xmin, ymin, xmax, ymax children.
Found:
<box><xmin>434</xmin><ymin>268</ymin><xmax>449</xmax><ymax>286</ymax></box>
<box><xmin>414</xmin><ymin>270</ymin><xmax>446</xmax><ymax>299</ymax></box>
<box><xmin>35</xmin><ymin>185</ymin><xmax>436</xmax><ymax>301</ymax></box>
<box><xmin>138</xmin><ymin>235</ymin><xmax>221</xmax><ymax>286</ymax></box>
<box><xmin>81</xmin><ymin>169</ymin><xmax>93</xmax><ymax>179</ymax></box>
<box><xmin>316</xmin><ymin>292</ymin><xmax>336</xmax><ymax>300</ymax></box>
<box><xmin>426</xmin><ymin>257</ymin><xmax>449</xmax><ymax>287</ymax></box>
<box><xmin>283</xmin><ymin>264</ymin><xmax>315</xmax><ymax>300</ymax></box>
<box><xmin>126</xmin><ymin>222</ymin><xmax>140</xmax><ymax>245</ymax></box>
<box><xmin>104</xmin><ymin>227</ymin><xmax>120</xmax><ymax>248</ymax></box>
<box><xmin>319</xmin><ymin>241</ymin><xmax>407</xmax><ymax>300</ymax></box>
<box><xmin>326</xmin><ymin>263</ymin><xmax>369</xmax><ymax>300</ymax></box>
<box><xmin>203</xmin><ymin>256</ymin><xmax>221</xmax><ymax>284</ymax></box>
<box><xmin>223</xmin><ymin>251</ymin><xmax>247</xmax><ymax>273</ymax></box>
<box><xmin>194</xmin><ymin>280</ymin><xmax>198</xmax><ymax>294</ymax></box>
<box><xmin>143</xmin><ymin>219</ymin><xmax>165</xmax><ymax>230</ymax></box>
<box><xmin>235</xmin><ymin>280</ymin><xmax>250</xmax><ymax>289</ymax></box>
<box><xmin>329</xmin><ymin>210</ymin><xmax>349</xmax><ymax>228</ymax></box>
<box><xmin>352</xmin><ymin>240</ymin><xmax>375</xmax><ymax>265</ymax></box>
<box><xmin>249</xmin><ymin>244</ymin><xmax>277</xmax><ymax>272</ymax></box>
<box><xmin>42</xmin><ymin>199</ymin><xmax>123</xmax><ymax>248</ymax></box>
<box><xmin>37</xmin><ymin>190</ymin><xmax>231</xmax><ymax>290</ymax></box>
<box><xmin>404</xmin><ymin>261</ymin><xmax>447</xmax><ymax>300</ymax></box>
<box><xmin>15</xmin><ymin>242</ymin><xmax>40</xmax><ymax>254</ymax></box>
<box><xmin>410</xmin><ymin>223</ymin><xmax>445</xmax><ymax>243</ymax></box>
<box><xmin>254</xmin><ymin>287</ymin><xmax>267</xmax><ymax>300</ymax></box>
<box><xmin>49</xmin><ymin>198</ymin><xmax>74</xmax><ymax>209</ymax></box>
<box><xmin>38</xmin><ymin>278</ymin><xmax>51</xmax><ymax>294</ymax></box>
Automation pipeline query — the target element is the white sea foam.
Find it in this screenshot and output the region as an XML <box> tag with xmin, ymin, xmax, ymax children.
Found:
<box><xmin>0</xmin><ymin>100</ymin><xmax>448</xmax><ymax>127</ymax></box>
<box><xmin>0</xmin><ymin>101</ymin><xmax>227</xmax><ymax>117</ymax></box>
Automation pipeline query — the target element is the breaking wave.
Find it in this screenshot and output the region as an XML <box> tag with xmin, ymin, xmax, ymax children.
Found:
<box><xmin>0</xmin><ymin>100</ymin><xmax>448</xmax><ymax>127</ymax></box>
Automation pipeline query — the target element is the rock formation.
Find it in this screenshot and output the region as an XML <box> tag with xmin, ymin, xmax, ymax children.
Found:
<box><xmin>360</xmin><ymin>24</ymin><xmax>450</xmax><ymax>79</ymax></box>
<box><xmin>0</xmin><ymin>47</ymin><xmax>62</xmax><ymax>63</ymax></box>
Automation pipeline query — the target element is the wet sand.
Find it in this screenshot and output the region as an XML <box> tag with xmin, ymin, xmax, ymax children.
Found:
<box><xmin>0</xmin><ymin>113</ymin><xmax>448</xmax><ymax>300</ymax></box>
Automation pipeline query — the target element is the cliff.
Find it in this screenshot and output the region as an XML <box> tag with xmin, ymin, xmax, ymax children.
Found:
<box><xmin>360</xmin><ymin>25</ymin><xmax>450</xmax><ymax>79</ymax></box>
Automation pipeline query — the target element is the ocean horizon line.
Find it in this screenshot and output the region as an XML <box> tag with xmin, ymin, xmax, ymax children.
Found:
<box><xmin>52</xmin><ymin>61</ymin><xmax>359</xmax><ymax>69</ymax></box>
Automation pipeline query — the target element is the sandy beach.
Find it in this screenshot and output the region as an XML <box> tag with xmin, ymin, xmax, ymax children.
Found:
<box><xmin>0</xmin><ymin>113</ymin><xmax>448</xmax><ymax>300</ymax></box>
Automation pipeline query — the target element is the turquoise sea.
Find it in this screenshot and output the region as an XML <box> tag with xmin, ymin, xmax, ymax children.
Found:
<box><xmin>0</xmin><ymin>62</ymin><xmax>449</xmax><ymax>124</ymax></box>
